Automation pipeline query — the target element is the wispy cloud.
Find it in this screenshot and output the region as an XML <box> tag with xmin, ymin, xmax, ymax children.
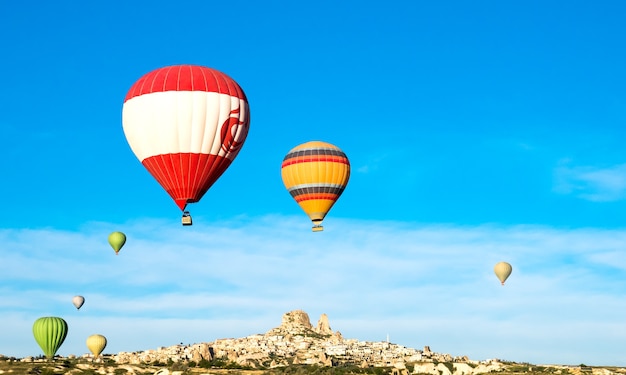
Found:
<box><xmin>1</xmin><ymin>217</ymin><xmax>625</xmax><ymax>366</ymax></box>
<box><xmin>553</xmin><ymin>160</ymin><xmax>626</xmax><ymax>201</ymax></box>
<box><xmin>356</xmin><ymin>153</ymin><xmax>390</xmax><ymax>174</ymax></box>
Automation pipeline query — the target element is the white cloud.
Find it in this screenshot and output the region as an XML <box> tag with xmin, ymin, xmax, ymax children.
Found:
<box><xmin>0</xmin><ymin>217</ymin><xmax>625</xmax><ymax>366</ymax></box>
<box><xmin>356</xmin><ymin>153</ymin><xmax>389</xmax><ymax>174</ymax></box>
<box><xmin>553</xmin><ymin>160</ymin><xmax>626</xmax><ymax>201</ymax></box>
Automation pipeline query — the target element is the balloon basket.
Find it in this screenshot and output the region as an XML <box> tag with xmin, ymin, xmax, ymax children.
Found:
<box><xmin>312</xmin><ymin>225</ymin><xmax>324</xmax><ymax>232</ymax></box>
<box><xmin>182</xmin><ymin>211</ymin><xmax>193</xmax><ymax>226</ymax></box>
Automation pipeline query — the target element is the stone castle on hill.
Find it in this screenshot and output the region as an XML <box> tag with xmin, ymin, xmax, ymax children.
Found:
<box><xmin>113</xmin><ymin>310</ymin><xmax>505</xmax><ymax>375</ymax></box>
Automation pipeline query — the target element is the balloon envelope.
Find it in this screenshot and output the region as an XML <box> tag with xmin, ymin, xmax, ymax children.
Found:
<box><xmin>72</xmin><ymin>295</ymin><xmax>85</xmax><ymax>309</ymax></box>
<box><xmin>108</xmin><ymin>232</ymin><xmax>126</xmax><ymax>255</ymax></box>
<box><xmin>122</xmin><ymin>65</ymin><xmax>250</xmax><ymax>212</ymax></box>
<box><xmin>281</xmin><ymin>141</ymin><xmax>350</xmax><ymax>231</ymax></box>
<box><xmin>494</xmin><ymin>261</ymin><xmax>513</xmax><ymax>285</ymax></box>
<box><xmin>32</xmin><ymin>317</ymin><xmax>68</xmax><ymax>358</ymax></box>
<box><xmin>86</xmin><ymin>334</ymin><xmax>107</xmax><ymax>358</ymax></box>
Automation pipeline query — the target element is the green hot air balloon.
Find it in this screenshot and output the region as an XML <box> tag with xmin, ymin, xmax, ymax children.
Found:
<box><xmin>32</xmin><ymin>317</ymin><xmax>68</xmax><ymax>359</ymax></box>
<box><xmin>108</xmin><ymin>231</ymin><xmax>126</xmax><ymax>255</ymax></box>
<box><xmin>494</xmin><ymin>261</ymin><xmax>513</xmax><ymax>286</ymax></box>
<box><xmin>86</xmin><ymin>334</ymin><xmax>107</xmax><ymax>358</ymax></box>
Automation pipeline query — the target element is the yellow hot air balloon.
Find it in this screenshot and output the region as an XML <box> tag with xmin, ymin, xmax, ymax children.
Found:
<box><xmin>108</xmin><ymin>231</ymin><xmax>126</xmax><ymax>255</ymax></box>
<box><xmin>86</xmin><ymin>334</ymin><xmax>107</xmax><ymax>358</ymax></box>
<box><xmin>281</xmin><ymin>141</ymin><xmax>350</xmax><ymax>231</ymax></box>
<box><xmin>494</xmin><ymin>261</ymin><xmax>513</xmax><ymax>285</ymax></box>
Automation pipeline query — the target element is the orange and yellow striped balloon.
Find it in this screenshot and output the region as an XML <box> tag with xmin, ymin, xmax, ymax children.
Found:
<box><xmin>281</xmin><ymin>141</ymin><xmax>350</xmax><ymax>231</ymax></box>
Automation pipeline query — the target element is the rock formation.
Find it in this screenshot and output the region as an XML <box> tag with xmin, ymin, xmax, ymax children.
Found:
<box><xmin>112</xmin><ymin>309</ymin><xmax>498</xmax><ymax>373</ymax></box>
<box><xmin>282</xmin><ymin>310</ymin><xmax>313</xmax><ymax>330</ymax></box>
<box><xmin>5</xmin><ymin>313</ymin><xmax>626</xmax><ymax>375</ymax></box>
<box><xmin>315</xmin><ymin>313</ymin><xmax>332</xmax><ymax>334</ymax></box>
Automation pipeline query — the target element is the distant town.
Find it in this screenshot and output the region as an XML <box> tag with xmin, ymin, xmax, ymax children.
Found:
<box><xmin>8</xmin><ymin>310</ymin><xmax>626</xmax><ymax>375</ymax></box>
<box><xmin>108</xmin><ymin>311</ymin><xmax>626</xmax><ymax>375</ymax></box>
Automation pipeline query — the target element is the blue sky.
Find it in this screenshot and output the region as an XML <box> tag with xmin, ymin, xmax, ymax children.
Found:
<box><xmin>1</xmin><ymin>0</ymin><xmax>625</xmax><ymax>366</ymax></box>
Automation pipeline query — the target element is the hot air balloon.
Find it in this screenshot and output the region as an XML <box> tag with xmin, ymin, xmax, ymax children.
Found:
<box><xmin>108</xmin><ymin>231</ymin><xmax>126</xmax><ymax>255</ymax></box>
<box><xmin>494</xmin><ymin>261</ymin><xmax>513</xmax><ymax>285</ymax></box>
<box><xmin>72</xmin><ymin>295</ymin><xmax>85</xmax><ymax>309</ymax></box>
<box><xmin>86</xmin><ymin>334</ymin><xmax>107</xmax><ymax>358</ymax></box>
<box><xmin>281</xmin><ymin>141</ymin><xmax>350</xmax><ymax>231</ymax></box>
<box><xmin>32</xmin><ymin>317</ymin><xmax>68</xmax><ymax>359</ymax></box>
<box><xmin>122</xmin><ymin>65</ymin><xmax>250</xmax><ymax>226</ymax></box>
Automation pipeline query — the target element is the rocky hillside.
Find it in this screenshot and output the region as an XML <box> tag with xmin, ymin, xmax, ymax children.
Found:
<box><xmin>109</xmin><ymin>310</ymin><xmax>568</xmax><ymax>375</ymax></box>
<box><xmin>5</xmin><ymin>311</ymin><xmax>626</xmax><ymax>375</ymax></box>
<box><xmin>110</xmin><ymin>311</ymin><xmax>626</xmax><ymax>375</ymax></box>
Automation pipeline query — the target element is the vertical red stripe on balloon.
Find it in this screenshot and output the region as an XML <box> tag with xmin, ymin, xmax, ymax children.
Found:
<box><xmin>124</xmin><ymin>65</ymin><xmax>248</xmax><ymax>102</ymax></box>
<box><xmin>150</xmin><ymin>67</ymin><xmax>168</xmax><ymax>93</ymax></box>
<box><xmin>142</xmin><ymin>153</ymin><xmax>234</xmax><ymax>209</ymax></box>
<box><xmin>163</xmin><ymin>66</ymin><xmax>178</xmax><ymax>92</ymax></box>
<box><xmin>179</xmin><ymin>152</ymin><xmax>190</xmax><ymax>198</ymax></box>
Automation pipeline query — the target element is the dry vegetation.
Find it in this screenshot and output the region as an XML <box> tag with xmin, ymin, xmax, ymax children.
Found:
<box><xmin>0</xmin><ymin>357</ymin><xmax>624</xmax><ymax>375</ymax></box>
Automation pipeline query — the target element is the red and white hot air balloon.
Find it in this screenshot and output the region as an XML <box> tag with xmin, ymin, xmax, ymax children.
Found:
<box><xmin>122</xmin><ymin>65</ymin><xmax>250</xmax><ymax>225</ymax></box>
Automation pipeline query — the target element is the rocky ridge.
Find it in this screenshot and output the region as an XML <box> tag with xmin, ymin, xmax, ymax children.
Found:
<box><xmin>10</xmin><ymin>310</ymin><xmax>623</xmax><ymax>375</ymax></box>
<box><xmin>113</xmin><ymin>310</ymin><xmax>503</xmax><ymax>374</ymax></box>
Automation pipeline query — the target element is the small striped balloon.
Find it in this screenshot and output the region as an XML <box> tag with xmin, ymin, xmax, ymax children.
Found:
<box><xmin>281</xmin><ymin>141</ymin><xmax>350</xmax><ymax>231</ymax></box>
